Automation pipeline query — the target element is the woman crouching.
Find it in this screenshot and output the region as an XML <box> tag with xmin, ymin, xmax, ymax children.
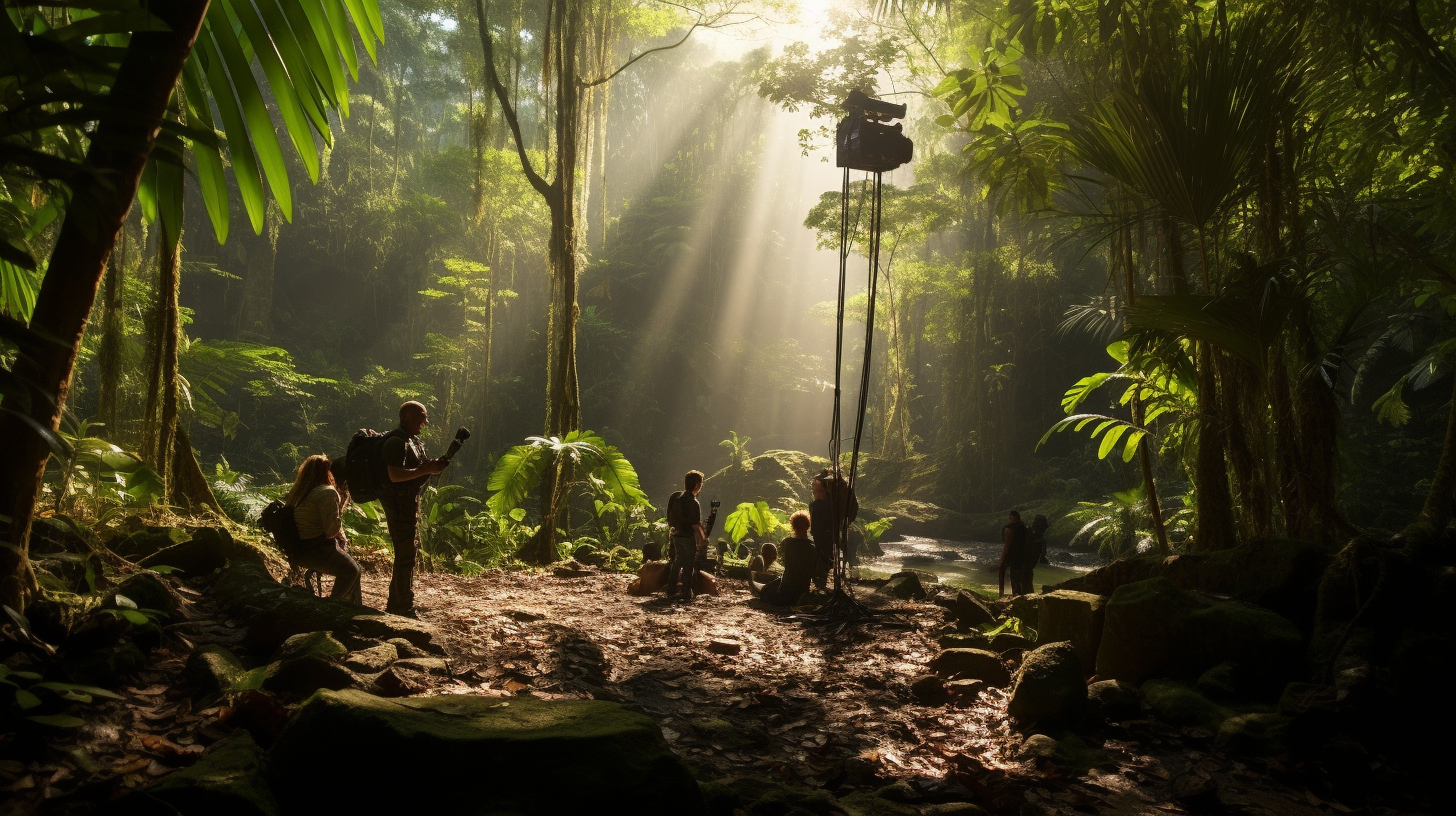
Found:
<box><xmin>285</xmin><ymin>455</ymin><xmax>362</xmax><ymax>605</ymax></box>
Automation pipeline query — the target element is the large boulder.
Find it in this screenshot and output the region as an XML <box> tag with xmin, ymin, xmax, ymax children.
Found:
<box><xmin>133</xmin><ymin>731</ymin><xmax>279</xmax><ymax>816</ymax></box>
<box><xmin>109</xmin><ymin>571</ymin><xmax>185</xmax><ymax>620</ymax></box>
<box><xmin>1058</xmin><ymin>539</ymin><xmax>1331</xmax><ymax>633</ymax></box>
<box><xmin>929</xmin><ymin>649</ymin><xmax>1010</xmax><ymax>687</ymax></box>
<box><xmin>1037</xmin><ymin>590</ymin><xmax>1105</xmax><ymax>676</ymax></box>
<box><xmin>1095</xmin><ymin>578</ymin><xmax>1303</xmax><ymax>691</ymax></box>
<box><xmin>937</xmin><ymin>591</ymin><xmax>995</xmax><ymax>629</ymax></box>
<box><xmin>142</xmin><ymin>526</ymin><xmax>264</xmax><ymax>576</ymax></box>
<box><xmin>1007</xmin><ymin>642</ymin><xmax>1086</xmax><ymax>729</ymax></box>
<box><xmin>1087</xmin><ymin>680</ymin><xmax>1141</xmax><ymax>721</ymax></box>
<box><xmin>268</xmin><ymin>689</ymin><xmax>703</xmax><ymax>814</ymax></box>
<box><xmin>1141</xmin><ymin>680</ymin><xmax>1235</xmax><ymax>731</ymax></box>
<box><xmin>878</xmin><ymin>571</ymin><xmax>928</xmax><ymax>600</ymax></box>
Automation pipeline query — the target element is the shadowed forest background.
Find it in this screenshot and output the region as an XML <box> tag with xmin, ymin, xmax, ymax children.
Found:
<box><xmin>16</xmin><ymin>0</ymin><xmax>1452</xmax><ymax>563</ymax></box>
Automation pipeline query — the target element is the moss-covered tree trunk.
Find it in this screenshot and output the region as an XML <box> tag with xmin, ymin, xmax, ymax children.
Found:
<box><xmin>0</xmin><ymin>0</ymin><xmax>211</xmax><ymax>612</ymax></box>
<box><xmin>1421</xmin><ymin>372</ymin><xmax>1456</xmax><ymax>529</ymax></box>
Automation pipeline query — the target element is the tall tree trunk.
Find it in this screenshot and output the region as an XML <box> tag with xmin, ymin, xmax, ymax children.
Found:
<box><xmin>96</xmin><ymin>225</ymin><xmax>130</xmax><ymax>436</ymax></box>
<box><xmin>1119</xmin><ymin>207</ymin><xmax>1168</xmax><ymax>552</ymax></box>
<box><xmin>154</xmin><ymin>231</ymin><xmax>183</xmax><ymax>490</ymax></box>
<box><xmin>0</xmin><ymin>0</ymin><xmax>211</xmax><ymax>611</ymax></box>
<box><xmin>1421</xmin><ymin>372</ymin><xmax>1456</xmax><ymax>529</ymax></box>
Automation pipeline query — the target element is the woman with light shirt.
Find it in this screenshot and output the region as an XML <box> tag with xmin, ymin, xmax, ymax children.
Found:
<box><xmin>284</xmin><ymin>455</ymin><xmax>362</xmax><ymax>605</ymax></box>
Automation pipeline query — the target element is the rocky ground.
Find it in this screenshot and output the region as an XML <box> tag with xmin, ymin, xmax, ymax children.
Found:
<box><xmin>0</xmin><ymin>556</ymin><xmax>1425</xmax><ymax>815</ymax></box>
<box><xmin>352</xmin><ymin>569</ymin><xmax>1376</xmax><ymax>816</ymax></box>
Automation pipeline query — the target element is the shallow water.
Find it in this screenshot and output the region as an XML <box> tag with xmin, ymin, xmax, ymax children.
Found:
<box><xmin>858</xmin><ymin>535</ymin><xmax>1103</xmax><ymax>595</ymax></box>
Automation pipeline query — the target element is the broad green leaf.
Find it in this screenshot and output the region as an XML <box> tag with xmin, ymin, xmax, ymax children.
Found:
<box><xmin>182</xmin><ymin>60</ymin><xmax>229</xmax><ymax>243</ymax></box>
<box><xmin>224</xmin><ymin>0</ymin><xmax>322</xmax><ymax>182</ymax></box>
<box><xmin>321</xmin><ymin>0</ymin><xmax>360</xmax><ymax>79</ymax></box>
<box><xmin>26</xmin><ymin>714</ymin><xmax>85</xmax><ymax>727</ymax></box>
<box><xmin>14</xmin><ymin>688</ymin><xmax>41</xmax><ymax>710</ymax></box>
<box><xmin>207</xmin><ymin>17</ymin><xmax>294</xmax><ymax>221</ymax></box>
<box><xmin>192</xmin><ymin>38</ymin><xmax>267</xmax><ymax>234</ymax></box>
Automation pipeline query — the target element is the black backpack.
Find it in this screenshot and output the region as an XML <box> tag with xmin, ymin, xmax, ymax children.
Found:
<box><xmin>259</xmin><ymin>500</ymin><xmax>304</xmax><ymax>559</ymax></box>
<box><xmin>344</xmin><ymin>429</ymin><xmax>392</xmax><ymax>503</ymax></box>
<box><xmin>665</xmin><ymin>491</ymin><xmax>685</xmax><ymax>531</ymax></box>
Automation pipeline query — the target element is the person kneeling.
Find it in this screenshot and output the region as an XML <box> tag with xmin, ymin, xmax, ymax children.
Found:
<box><xmin>286</xmin><ymin>455</ymin><xmax>363</xmax><ymax>605</ymax></box>
<box><xmin>750</xmin><ymin>512</ymin><xmax>815</xmax><ymax>607</ymax></box>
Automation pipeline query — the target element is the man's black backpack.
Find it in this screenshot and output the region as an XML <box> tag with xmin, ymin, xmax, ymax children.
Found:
<box><xmin>259</xmin><ymin>500</ymin><xmax>304</xmax><ymax>560</ymax></box>
<box><xmin>666</xmin><ymin>490</ymin><xmax>686</xmax><ymax>532</ymax></box>
<box><xmin>344</xmin><ymin>429</ymin><xmax>392</xmax><ymax>503</ymax></box>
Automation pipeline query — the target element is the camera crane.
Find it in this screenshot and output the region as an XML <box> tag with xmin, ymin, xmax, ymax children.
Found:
<box><xmin>818</xmin><ymin>91</ymin><xmax>912</xmax><ymax>618</ymax></box>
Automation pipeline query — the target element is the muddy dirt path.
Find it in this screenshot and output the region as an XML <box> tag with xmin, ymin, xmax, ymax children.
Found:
<box><xmin>360</xmin><ymin>570</ymin><xmax>1351</xmax><ymax>816</ymax></box>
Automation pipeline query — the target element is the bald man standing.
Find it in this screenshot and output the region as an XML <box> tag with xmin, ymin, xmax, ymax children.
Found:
<box><xmin>380</xmin><ymin>401</ymin><xmax>447</xmax><ymax>617</ymax></box>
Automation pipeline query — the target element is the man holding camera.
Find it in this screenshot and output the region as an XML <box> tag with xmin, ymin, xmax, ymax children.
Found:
<box><xmin>380</xmin><ymin>401</ymin><xmax>448</xmax><ymax>617</ymax></box>
<box><xmin>666</xmin><ymin>470</ymin><xmax>709</xmax><ymax>601</ymax></box>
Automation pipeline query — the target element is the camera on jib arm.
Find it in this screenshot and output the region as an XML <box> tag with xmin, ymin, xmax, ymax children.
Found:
<box><xmin>836</xmin><ymin>89</ymin><xmax>913</xmax><ymax>172</ymax></box>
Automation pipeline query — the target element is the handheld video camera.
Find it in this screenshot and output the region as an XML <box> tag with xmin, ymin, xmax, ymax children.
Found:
<box><xmin>441</xmin><ymin>427</ymin><xmax>471</xmax><ymax>463</ymax></box>
<box><xmin>836</xmin><ymin>89</ymin><xmax>913</xmax><ymax>172</ymax></box>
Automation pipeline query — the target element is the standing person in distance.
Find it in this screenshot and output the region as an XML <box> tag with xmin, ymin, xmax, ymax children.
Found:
<box><xmin>380</xmin><ymin>401</ymin><xmax>448</xmax><ymax>617</ymax></box>
<box><xmin>666</xmin><ymin>470</ymin><xmax>707</xmax><ymax>601</ymax></box>
<box><xmin>998</xmin><ymin>509</ymin><xmax>1034</xmax><ymax>597</ymax></box>
<box><xmin>284</xmin><ymin>455</ymin><xmax>362</xmax><ymax>605</ymax></box>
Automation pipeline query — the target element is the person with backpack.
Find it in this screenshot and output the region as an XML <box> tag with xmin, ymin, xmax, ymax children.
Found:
<box><xmin>378</xmin><ymin>401</ymin><xmax>448</xmax><ymax>617</ymax></box>
<box><xmin>998</xmin><ymin>509</ymin><xmax>1035</xmax><ymax>596</ymax></box>
<box><xmin>665</xmin><ymin>470</ymin><xmax>707</xmax><ymax>601</ymax></box>
<box><xmin>285</xmin><ymin>455</ymin><xmax>362</xmax><ymax>605</ymax></box>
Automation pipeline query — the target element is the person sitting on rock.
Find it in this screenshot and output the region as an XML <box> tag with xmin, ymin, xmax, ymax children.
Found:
<box><xmin>747</xmin><ymin>540</ymin><xmax>778</xmax><ymax>583</ymax></box>
<box><xmin>285</xmin><ymin>454</ymin><xmax>362</xmax><ymax>605</ymax></box>
<box><xmin>750</xmin><ymin>511</ymin><xmax>816</xmax><ymax>607</ymax></box>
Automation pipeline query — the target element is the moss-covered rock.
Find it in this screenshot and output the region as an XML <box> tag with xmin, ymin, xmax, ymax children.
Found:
<box><xmin>911</xmin><ymin>674</ymin><xmax>951</xmax><ymax>706</ymax></box>
<box><xmin>1095</xmin><ymin>577</ymin><xmax>1303</xmax><ymax>691</ymax></box>
<box><xmin>877</xmin><ymin>571</ymin><xmax>929</xmax><ymax>600</ymax></box>
<box><xmin>1008</xmin><ymin>593</ymin><xmax>1041</xmax><ymax>630</ymax></box>
<box><xmin>837</xmin><ymin>791</ymin><xmax>919</xmax><ymax>816</ymax></box>
<box><xmin>25</xmin><ymin>589</ymin><xmax>98</xmax><ymax>644</ymax></box>
<box><xmin>920</xmin><ymin>805</ymin><xmax>988</xmax><ymax>816</ymax></box>
<box><xmin>725</xmin><ymin>777</ymin><xmax>840</xmax><ymax>816</ymax></box>
<box><xmin>271</xmin><ymin>632</ymin><xmax>347</xmax><ymax>664</ymax></box>
<box><xmin>262</xmin><ymin>656</ymin><xmax>359</xmax><ymax>699</ymax></box>
<box><xmin>1007</xmin><ymin>642</ymin><xmax>1086</xmax><ymax>729</ymax></box>
<box><xmin>109</xmin><ymin>571</ymin><xmax>184</xmax><ymax>620</ymax></box>
<box><xmin>111</xmin><ymin>528</ymin><xmax>188</xmax><ymax>562</ymax></box>
<box><xmin>930</xmin><ymin>649</ymin><xmax>1010</xmax><ymax>686</ymax></box>
<box><xmin>937</xmin><ymin>591</ymin><xmax>995</xmax><ymax>629</ymax></box>
<box><xmin>1058</xmin><ymin>539</ymin><xmax>1331</xmax><ymax>633</ymax></box>
<box><xmin>268</xmin><ymin>689</ymin><xmax>702</xmax><ymax>814</ymax></box>
<box><xmin>1141</xmin><ymin>680</ymin><xmax>1235</xmax><ymax>731</ymax></box>
<box><xmin>1215</xmin><ymin>712</ymin><xmax>1290</xmax><ymax>757</ymax></box>
<box><xmin>141</xmin><ymin>526</ymin><xmax>264</xmax><ymax>576</ymax></box>
<box><xmin>937</xmin><ymin>632</ymin><xmax>991</xmax><ymax>650</ymax></box>
<box><xmin>342</xmin><ymin>643</ymin><xmax>398</xmax><ymax>674</ymax></box>
<box><xmin>134</xmin><ymin>731</ymin><xmax>279</xmax><ymax>816</ymax></box>
<box><xmin>185</xmin><ymin>645</ymin><xmax>246</xmax><ymax>697</ymax></box>
<box><xmin>350</xmin><ymin>614</ymin><xmax>446</xmax><ymax>655</ymax></box>
<box><xmin>1087</xmin><ymin>680</ymin><xmax>1141</xmax><ymax>722</ymax></box>
<box><xmin>210</xmin><ymin>563</ymin><xmax>359</xmax><ymax>653</ymax></box>
<box><xmin>1017</xmin><ymin>732</ymin><xmax>1104</xmax><ymax>771</ymax></box>
<box><xmin>989</xmin><ymin>632</ymin><xmax>1031</xmax><ymax>652</ymax></box>
<box><xmin>1037</xmin><ymin>590</ymin><xmax>1106</xmax><ymax>675</ymax></box>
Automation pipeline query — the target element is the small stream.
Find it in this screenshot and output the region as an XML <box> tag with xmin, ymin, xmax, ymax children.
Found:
<box><xmin>858</xmin><ymin>535</ymin><xmax>1104</xmax><ymax>594</ymax></box>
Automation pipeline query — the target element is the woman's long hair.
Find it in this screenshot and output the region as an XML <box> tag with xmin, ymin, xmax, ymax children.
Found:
<box><xmin>284</xmin><ymin>455</ymin><xmax>334</xmax><ymax>507</ymax></box>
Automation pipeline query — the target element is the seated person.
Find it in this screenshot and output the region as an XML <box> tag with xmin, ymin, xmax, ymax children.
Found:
<box><xmin>747</xmin><ymin>540</ymin><xmax>778</xmax><ymax>582</ymax></box>
<box><xmin>286</xmin><ymin>454</ymin><xmax>362</xmax><ymax>605</ymax></box>
<box><xmin>750</xmin><ymin>511</ymin><xmax>816</xmax><ymax>607</ymax></box>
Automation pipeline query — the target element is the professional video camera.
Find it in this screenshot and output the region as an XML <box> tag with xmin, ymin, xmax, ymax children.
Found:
<box><xmin>836</xmin><ymin>89</ymin><xmax>913</xmax><ymax>172</ymax></box>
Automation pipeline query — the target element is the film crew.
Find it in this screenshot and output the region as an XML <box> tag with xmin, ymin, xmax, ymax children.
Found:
<box><xmin>380</xmin><ymin>401</ymin><xmax>448</xmax><ymax>617</ymax></box>
<box><xmin>665</xmin><ymin>470</ymin><xmax>708</xmax><ymax>601</ymax></box>
<box><xmin>749</xmin><ymin>511</ymin><xmax>817</xmax><ymax>607</ymax></box>
<box><xmin>1031</xmin><ymin>513</ymin><xmax>1050</xmax><ymax>566</ymax></box>
<box><xmin>809</xmin><ymin>469</ymin><xmax>857</xmax><ymax>591</ymax></box>
<box><xmin>998</xmin><ymin>510</ymin><xmax>1035</xmax><ymax>597</ymax></box>
<box><xmin>284</xmin><ymin>455</ymin><xmax>362</xmax><ymax>605</ymax></box>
